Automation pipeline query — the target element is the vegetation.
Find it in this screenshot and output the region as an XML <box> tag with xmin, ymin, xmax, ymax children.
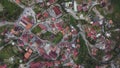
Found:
<box><xmin>69</xmin><ymin>15</ymin><xmax>79</xmax><ymax>31</ymax></box>
<box><xmin>0</xmin><ymin>45</ymin><xmax>18</xmax><ymax>59</ymax></box>
<box><xmin>0</xmin><ymin>44</ymin><xmax>24</xmax><ymax>68</ymax></box>
<box><xmin>40</xmin><ymin>31</ymin><xmax>53</xmax><ymax>39</ymax></box>
<box><xmin>79</xmin><ymin>20</ymin><xmax>88</xmax><ymax>25</ymax></box>
<box><xmin>0</xmin><ymin>25</ymin><xmax>13</xmax><ymax>33</ymax></box>
<box><xmin>105</xmin><ymin>0</ymin><xmax>120</xmax><ymax>22</ymax></box>
<box><xmin>75</xmin><ymin>34</ymin><xmax>99</xmax><ymax>68</ymax></box>
<box><xmin>40</xmin><ymin>31</ymin><xmax>63</xmax><ymax>44</ymax></box>
<box><xmin>75</xmin><ymin>34</ymin><xmax>88</xmax><ymax>64</ymax></box>
<box><xmin>87</xmin><ymin>37</ymin><xmax>96</xmax><ymax>45</ymax></box>
<box><xmin>31</xmin><ymin>25</ymin><xmax>42</xmax><ymax>34</ymax></box>
<box><xmin>0</xmin><ymin>0</ymin><xmax>23</xmax><ymax>21</ymax></box>
<box><xmin>0</xmin><ymin>25</ymin><xmax>14</xmax><ymax>47</ymax></box>
<box><xmin>96</xmin><ymin>49</ymin><xmax>105</xmax><ymax>60</ymax></box>
<box><xmin>20</xmin><ymin>0</ymin><xmax>34</xmax><ymax>6</ymax></box>
<box><xmin>52</xmin><ymin>32</ymin><xmax>63</xmax><ymax>44</ymax></box>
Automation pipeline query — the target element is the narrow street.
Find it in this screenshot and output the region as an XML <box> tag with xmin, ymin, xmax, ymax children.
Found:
<box><xmin>0</xmin><ymin>21</ymin><xmax>14</xmax><ymax>27</ymax></box>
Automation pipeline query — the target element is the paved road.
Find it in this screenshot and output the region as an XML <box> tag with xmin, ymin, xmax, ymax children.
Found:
<box><xmin>65</xmin><ymin>8</ymin><xmax>79</xmax><ymax>20</ymax></box>
<box><xmin>0</xmin><ymin>21</ymin><xmax>14</xmax><ymax>27</ymax></box>
<box><xmin>87</xmin><ymin>1</ymin><xmax>100</xmax><ymax>15</ymax></box>
<box><xmin>25</xmin><ymin>55</ymin><xmax>39</xmax><ymax>68</ymax></box>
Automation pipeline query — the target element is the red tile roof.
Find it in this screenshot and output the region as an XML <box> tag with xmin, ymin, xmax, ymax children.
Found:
<box><xmin>53</xmin><ymin>6</ymin><xmax>61</xmax><ymax>16</ymax></box>
<box><xmin>49</xmin><ymin>51</ymin><xmax>57</xmax><ymax>58</ymax></box>
<box><xmin>24</xmin><ymin>48</ymin><xmax>33</xmax><ymax>59</ymax></box>
<box><xmin>39</xmin><ymin>24</ymin><xmax>47</xmax><ymax>30</ymax></box>
<box><xmin>73</xmin><ymin>49</ymin><xmax>78</xmax><ymax>58</ymax></box>
<box><xmin>43</xmin><ymin>12</ymin><xmax>49</xmax><ymax>18</ymax></box>
<box><xmin>77</xmin><ymin>5</ymin><xmax>82</xmax><ymax>11</ymax></box>
<box><xmin>55</xmin><ymin>23</ymin><xmax>63</xmax><ymax>31</ymax></box>
<box><xmin>30</xmin><ymin>62</ymin><xmax>43</xmax><ymax>68</ymax></box>
<box><xmin>0</xmin><ymin>64</ymin><xmax>7</xmax><ymax>68</ymax></box>
<box><xmin>49</xmin><ymin>0</ymin><xmax>55</xmax><ymax>3</ymax></box>
<box><xmin>21</xmin><ymin>16</ymin><xmax>33</xmax><ymax>30</ymax></box>
<box><xmin>16</xmin><ymin>0</ymin><xmax>20</xmax><ymax>3</ymax></box>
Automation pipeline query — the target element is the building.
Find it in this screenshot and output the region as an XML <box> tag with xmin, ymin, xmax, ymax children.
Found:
<box><xmin>77</xmin><ymin>5</ymin><xmax>82</xmax><ymax>11</ymax></box>
<box><xmin>17</xmin><ymin>39</ymin><xmax>24</xmax><ymax>46</ymax></box>
<box><xmin>48</xmin><ymin>4</ymin><xmax>62</xmax><ymax>18</ymax></box>
<box><xmin>48</xmin><ymin>0</ymin><xmax>56</xmax><ymax>4</ymax></box>
<box><xmin>49</xmin><ymin>50</ymin><xmax>57</xmax><ymax>59</ymax></box>
<box><xmin>19</xmin><ymin>16</ymin><xmax>33</xmax><ymax>30</ymax></box>
<box><xmin>0</xmin><ymin>64</ymin><xmax>7</xmax><ymax>68</ymax></box>
<box><xmin>24</xmin><ymin>48</ymin><xmax>33</xmax><ymax>59</ymax></box>
<box><xmin>30</xmin><ymin>62</ymin><xmax>44</xmax><ymax>68</ymax></box>
<box><xmin>39</xmin><ymin>24</ymin><xmax>47</xmax><ymax>30</ymax></box>
<box><xmin>55</xmin><ymin>23</ymin><xmax>63</xmax><ymax>31</ymax></box>
<box><xmin>74</xmin><ymin>0</ymin><xmax>77</xmax><ymax>12</ymax></box>
<box><xmin>15</xmin><ymin>0</ymin><xmax>20</xmax><ymax>4</ymax></box>
<box><xmin>43</xmin><ymin>11</ymin><xmax>49</xmax><ymax>18</ymax></box>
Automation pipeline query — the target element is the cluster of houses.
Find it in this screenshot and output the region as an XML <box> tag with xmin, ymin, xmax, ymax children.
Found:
<box><xmin>29</xmin><ymin>41</ymin><xmax>81</xmax><ymax>68</ymax></box>
<box><xmin>36</xmin><ymin>3</ymin><xmax>64</xmax><ymax>34</ymax></box>
<box><xmin>0</xmin><ymin>0</ymin><xmax>118</xmax><ymax>68</ymax></box>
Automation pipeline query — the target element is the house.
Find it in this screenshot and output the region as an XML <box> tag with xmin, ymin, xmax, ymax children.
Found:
<box><xmin>43</xmin><ymin>11</ymin><xmax>49</xmax><ymax>18</ymax></box>
<box><xmin>73</xmin><ymin>49</ymin><xmax>78</xmax><ymax>58</ymax></box>
<box><xmin>51</xmin><ymin>17</ymin><xmax>56</xmax><ymax>21</ymax></box>
<box><xmin>65</xmin><ymin>2</ymin><xmax>73</xmax><ymax>8</ymax></box>
<box><xmin>43</xmin><ymin>53</ymin><xmax>51</xmax><ymax>59</ymax></box>
<box><xmin>11</xmin><ymin>25</ymin><xmax>23</xmax><ymax>35</ymax></box>
<box><xmin>61</xmin><ymin>54</ymin><xmax>67</xmax><ymax>61</ymax></box>
<box><xmin>48</xmin><ymin>5</ymin><xmax>62</xmax><ymax>18</ymax></box>
<box><xmin>39</xmin><ymin>24</ymin><xmax>47</xmax><ymax>30</ymax></box>
<box><xmin>19</xmin><ymin>16</ymin><xmax>33</xmax><ymax>30</ymax></box>
<box><xmin>55</xmin><ymin>23</ymin><xmax>63</xmax><ymax>31</ymax></box>
<box><xmin>77</xmin><ymin>5</ymin><xmax>82</xmax><ymax>11</ymax></box>
<box><xmin>17</xmin><ymin>39</ymin><xmax>24</xmax><ymax>46</ymax></box>
<box><xmin>45</xmin><ymin>62</ymin><xmax>53</xmax><ymax>67</ymax></box>
<box><xmin>91</xmin><ymin>48</ymin><xmax>98</xmax><ymax>56</ymax></box>
<box><xmin>51</xmin><ymin>23</ymin><xmax>55</xmax><ymax>28</ymax></box>
<box><xmin>82</xmin><ymin>4</ymin><xmax>88</xmax><ymax>12</ymax></box>
<box><xmin>109</xmin><ymin>20</ymin><xmax>113</xmax><ymax>24</ymax></box>
<box><xmin>0</xmin><ymin>64</ymin><xmax>7</xmax><ymax>68</ymax></box>
<box><xmin>53</xmin><ymin>6</ymin><xmax>61</xmax><ymax>16</ymax></box>
<box><xmin>21</xmin><ymin>33</ymin><xmax>29</xmax><ymax>43</ymax></box>
<box><xmin>38</xmin><ymin>48</ymin><xmax>45</xmax><ymax>55</ymax></box>
<box><xmin>30</xmin><ymin>62</ymin><xmax>44</xmax><ymax>68</ymax></box>
<box><xmin>54</xmin><ymin>61</ymin><xmax>61</xmax><ymax>66</ymax></box>
<box><xmin>49</xmin><ymin>51</ymin><xmax>57</xmax><ymax>59</ymax></box>
<box><xmin>15</xmin><ymin>0</ymin><xmax>20</xmax><ymax>4</ymax></box>
<box><xmin>24</xmin><ymin>48</ymin><xmax>33</xmax><ymax>59</ymax></box>
<box><xmin>48</xmin><ymin>0</ymin><xmax>56</xmax><ymax>4</ymax></box>
<box><xmin>36</xmin><ymin>13</ymin><xmax>42</xmax><ymax>19</ymax></box>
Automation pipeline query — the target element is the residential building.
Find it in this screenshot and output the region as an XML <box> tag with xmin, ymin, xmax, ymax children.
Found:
<box><xmin>48</xmin><ymin>4</ymin><xmax>62</xmax><ymax>18</ymax></box>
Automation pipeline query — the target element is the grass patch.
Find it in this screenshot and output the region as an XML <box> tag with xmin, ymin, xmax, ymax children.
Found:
<box><xmin>52</xmin><ymin>32</ymin><xmax>63</xmax><ymax>44</ymax></box>
<box><xmin>31</xmin><ymin>25</ymin><xmax>42</xmax><ymax>34</ymax></box>
<box><xmin>40</xmin><ymin>31</ymin><xmax>63</xmax><ymax>44</ymax></box>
